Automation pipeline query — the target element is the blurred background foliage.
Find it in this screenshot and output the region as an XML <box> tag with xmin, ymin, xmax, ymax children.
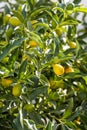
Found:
<box><xmin>0</xmin><ymin>0</ymin><xmax>87</xmax><ymax>130</ymax></box>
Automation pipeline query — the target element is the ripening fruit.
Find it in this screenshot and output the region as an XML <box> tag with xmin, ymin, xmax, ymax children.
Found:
<box><xmin>53</xmin><ymin>64</ymin><xmax>64</xmax><ymax>76</ymax></box>
<box><xmin>65</xmin><ymin>66</ymin><xmax>74</xmax><ymax>73</ymax></box>
<box><xmin>23</xmin><ymin>104</ymin><xmax>34</xmax><ymax>112</ymax></box>
<box><xmin>1</xmin><ymin>78</ymin><xmax>13</xmax><ymax>88</ymax></box>
<box><xmin>29</xmin><ymin>40</ymin><xmax>38</xmax><ymax>47</ymax></box>
<box><xmin>9</xmin><ymin>16</ymin><xmax>21</xmax><ymax>26</ymax></box>
<box><xmin>69</xmin><ymin>42</ymin><xmax>76</xmax><ymax>48</ymax></box>
<box><xmin>55</xmin><ymin>27</ymin><xmax>62</xmax><ymax>36</ymax></box>
<box><xmin>3</xmin><ymin>14</ymin><xmax>11</xmax><ymax>24</ymax></box>
<box><xmin>12</xmin><ymin>84</ymin><xmax>22</xmax><ymax>97</ymax></box>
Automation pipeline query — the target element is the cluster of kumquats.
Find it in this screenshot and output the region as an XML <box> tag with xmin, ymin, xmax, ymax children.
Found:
<box><xmin>1</xmin><ymin>14</ymin><xmax>39</xmax><ymax>97</ymax></box>
<box><xmin>1</xmin><ymin>13</ymin><xmax>77</xmax><ymax>97</ymax></box>
<box><xmin>53</xmin><ymin>63</ymin><xmax>74</xmax><ymax>76</ymax></box>
<box><xmin>1</xmin><ymin>0</ymin><xmax>87</xmax><ymax>129</ymax></box>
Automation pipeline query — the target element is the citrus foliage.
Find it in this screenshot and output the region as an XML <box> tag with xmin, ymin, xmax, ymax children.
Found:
<box><xmin>0</xmin><ymin>0</ymin><xmax>87</xmax><ymax>129</ymax></box>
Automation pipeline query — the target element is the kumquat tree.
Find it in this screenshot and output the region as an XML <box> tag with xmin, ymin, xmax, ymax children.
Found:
<box><xmin>1</xmin><ymin>0</ymin><xmax>87</xmax><ymax>129</ymax></box>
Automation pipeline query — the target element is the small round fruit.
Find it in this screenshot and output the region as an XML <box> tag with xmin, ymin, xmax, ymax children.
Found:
<box><xmin>3</xmin><ymin>14</ymin><xmax>11</xmax><ymax>24</ymax></box>
<box><xmin>29</xmin><ymin>40</ymin><xmax>38</xmax><ymax>47</ymax></box>
<box><xmin>23</xmin><ymin>104</ymin><xmax>34</xmax><ymax>112</ymax></box>
<box><xmin>12</xmin><ymin>84</ymin><xmax>22</xmax><ymax>97</ymax></box>
<box><xmin>69</xmin><ymin>42</ymin><xmax>76</xmax><ymax>48</ymax></box>
<box><xmin>65</xmin><ymin>67</ymin><xmax>74</xmax><ymax>73</ymax></box>
<box><xmin>53</xmin><ymin>64</ymin><xmax>64</xmax><ymax>76</ymax></box>
<box><xmin>66</xmin><ymin>3</ymin><xmax>74</xmax><ymax>10</ymax></box>
<box><xmin>9</xmin><ymin>16</ymin><xmax>21</xmax><ymax>26</ymax></box>
<box><xmin>1</xmin><ymin>78</ymin><xmax>13</xmax><ymax>88</ymax></box>
<box><xmin>55</xmin><ymin>27</ymin><xmax>62</xmax><ymax>36</ymax></box>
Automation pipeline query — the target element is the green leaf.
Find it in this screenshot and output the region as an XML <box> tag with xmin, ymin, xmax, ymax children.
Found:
<box><xmin>61</xmin><ymin>124</ymin><xmax>67</xmax><ymax>130</ymax></box>
<box><xmin>30</xmin><ymin>75</ymin><xmax>39</xmax><ymax>87</ymax></box>
<box><xmin>40</xmin><ymin>74</ymin><xmax>50</xmax><ymax>87</ymax></box>
<box><xmin>6</xmin><ymin>27</ymin><xmax>13</xmax><ymax>39</ymax></box>
<box><xmin>0</xmin><ymin>38</ymin><xmax>25</xmax><ymax>61</ymax></box>
<box><xmin>53</xmin><ymin>36</ymin><xmax>59</xmax><ymax>56</ymax></box>
<box><xmin>13</xmin><ymin>114</ymin><xmax>23</xmax><ymax>130</ymax></box>
<box><xmin>80</xmin><ymin>115</ymin><xmax>87</xmax><ymax>125</ymax></box>
<box><xmin>24</xmin><ymin>119</ymin><xmax>37</xmax><ymax>130</ymax></box>
<box><xmin>18</xmin><ymin>59</ymin><xmax>28</xmax><ymax>78</ymax></box>
<box><xmin>73</xmin><ymin>0</ymin><xmax>81</xmax><ymax>4</ymax></box>
<box><xmin>12</xmin><ymin>10</ymin><xmax>24</xmax><ymax>23</ymax></box>
<box><xmin>74</xmin><ymin>7</ymin><xmax>87</xmax><ymax>13</ymax></box>
<box><xmin>52</xmin><ymin>124</ymin><xmax>58</xmax><ymax>130</ymax></box>
<box><xmin>62</xmin><ymin>109</ymin><xmax>72</xmax><ymax>120</ymax></box>
<box><xmin>33</xmin><ymin>22</ymin><xmax>49</xmax><ymax>29</ymax></box>
<box><xmin>29</xmin><ymin>112</ymin><xmax>44</xmax><ymax>125</ymax></box>
<box><xmin>46</xmin><ymin>121</ymin><xmax>52</xmax><ymax>130</ymax></box>
<box><xmin>82</xmin><ymin>76</ymin><xmax>87</xmax><ymax>85</ymax></box>
<box><xmin>67</xmin><ymin>107</ymin><xmax>81</xmax><ymax>121</ymax></box>
<box><xmin>30</xmin><ymin>7</ymin><xmax>47</xmax><ymax>19</ymax></box>
<box><xmin>64</xmin><ymin>72</ymin><xmax>83</xmax><ymax>79</ymax></box>
<box><xmin>45</xmin><ymin>10</ymin><xmax>58</xmax><ymax>25</ymax></box>
<box><xmin>48</xmin><ymin>91</ymin><xmax>59</xmax><ymax>101</ymax></box>
<box><xmin>63</xmin><ymin>98</ymin><xmax>74</xmax><ymax>119</ymax></box>
<box><xmin>53</xmin><ymin>7</ymin><xmax>64</xmax><ymax>13</ymax></box>
<box><xmin>65</xmin><ymin>121</ymin><xmax>78</xmax><ymax>129</ymax></box>
<box><xmin>26</xmin><ymin>0</ymin><xmax>34</xmax><ymax>10</ymax></box>
<box><xmin>9</xmin><ymin>48</ymin><xmax>18</xmax><ymax>68</ymax></box>
<box><xmin>59</xmin><ymin>19</ymin><xmax>79</xmax><ymax>26</ymax></box>
<box><xmin>29</xmin><ymin>86</ymin><xmax>47</xmax><ymax>100</ymax></box>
